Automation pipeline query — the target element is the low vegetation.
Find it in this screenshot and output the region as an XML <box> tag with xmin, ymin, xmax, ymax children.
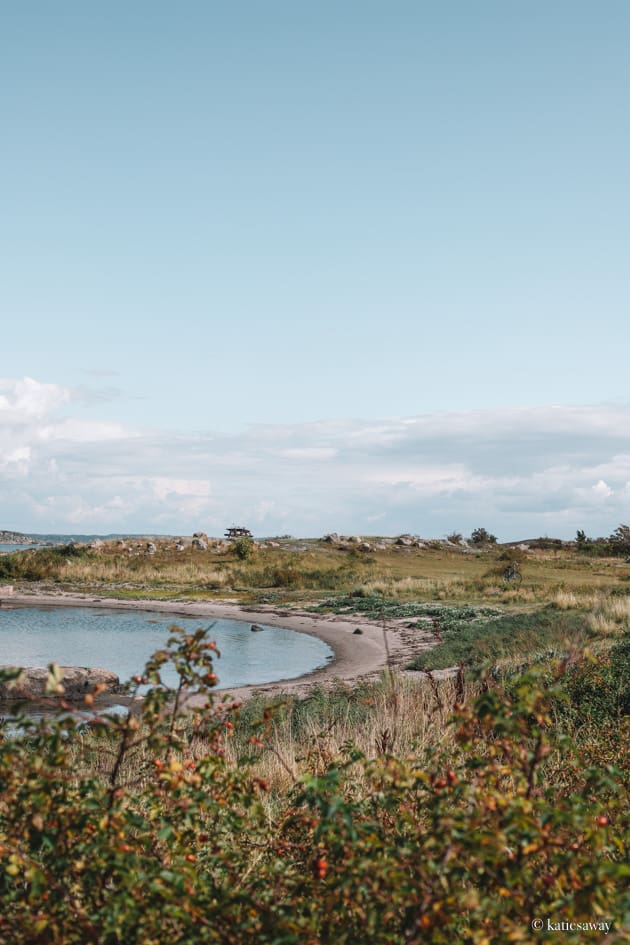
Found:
<box><xmin>1</xmin><ymin>531</ymin><xmax>629</xmax><ymax>940</ymax></box>
<box><xmin>0</xmin><ymin>628</ymin><xmax>628</xmax><ymax>943</ymax></box>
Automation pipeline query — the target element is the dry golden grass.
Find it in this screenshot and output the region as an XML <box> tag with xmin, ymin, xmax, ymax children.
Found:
<box><xmin>587</xmin><ymin>595</ymin><xmax>630</xmax><ymax>636</ymax></box>
<box><xmin>10</xmin><ymin>539</ymin><xmax>630</xmax><ymax>614</ymax></box>
<box><xmin>224</xmin><ymin>673</ymin><xmax>464</xmax><ymax>794</ymax></box>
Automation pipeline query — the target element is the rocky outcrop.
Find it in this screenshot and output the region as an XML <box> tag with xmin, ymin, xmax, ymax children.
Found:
<box><xmin>0</xmin><ymin>666</ymin><xmax>120</xmax><ymax>703</ymax></box>
<box><xmin>0</xmin><ymin>530</ymin><xmax>34</xmax><ymax>544</ymax></box>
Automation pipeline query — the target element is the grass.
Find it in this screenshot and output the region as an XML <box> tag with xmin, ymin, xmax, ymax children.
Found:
<box><xmin>222</xmin><ymin>673</ymin><xmax>466</xmax><ymax>795</ymax></box>
<box><xmin>62</xmin><ymin>671</ymin><xmax>469</xmax><ymax>799</ymax></box>
<box><xmin>4</xmin><ymin>537</ymin><xmax>630</xmax><ymax>605</ymax></box>
<box><xmin>407</xmin><ymin>607</ymin><xmax>593</xmax><ymax>673</ymax></box>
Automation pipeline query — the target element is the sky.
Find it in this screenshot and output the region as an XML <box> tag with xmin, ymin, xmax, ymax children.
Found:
<box><xmin>1</xmin><ymin>2</ymin><xmax>629</xmax><ymax>539</ymax></box>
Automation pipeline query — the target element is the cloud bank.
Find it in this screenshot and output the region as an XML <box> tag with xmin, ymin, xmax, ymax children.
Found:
<box><xmin>1</xmin><ymin>377</ymin><xmax>629</xmax><ymax>540</ymax></box>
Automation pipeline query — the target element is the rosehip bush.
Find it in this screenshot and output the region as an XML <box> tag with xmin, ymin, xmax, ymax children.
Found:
<box><xmin>0</xmin><ymin>633</ymin><xmax>628</xmax><ymax>944</ymax></box>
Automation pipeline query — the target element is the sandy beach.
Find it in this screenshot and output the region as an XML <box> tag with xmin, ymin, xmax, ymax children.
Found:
<box><xmin>4</xmin><ymin>590</ymin><xmax>439</xmax><ymax>701</ymax></box>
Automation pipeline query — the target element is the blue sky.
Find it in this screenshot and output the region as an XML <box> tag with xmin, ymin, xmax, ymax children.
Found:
<box><xmin>1</xmin><ymin>3</ymin><xmax>629</xmax><ymax>538</ymax></box>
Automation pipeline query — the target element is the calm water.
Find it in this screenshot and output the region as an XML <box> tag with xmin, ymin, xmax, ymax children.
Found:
<box><xmin>0</xmin><ymin>606</ymin><xmax>332</xmax><ymax>690</ymax></box>
<box><xmin>0</xmin><ymin>544</ymin><xmax>45</xmax><ymax>552</ymax></box>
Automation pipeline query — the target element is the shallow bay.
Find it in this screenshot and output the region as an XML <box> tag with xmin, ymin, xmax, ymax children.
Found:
<box><xmin>0</xmin><ymin>605</ymin><xmax>333</xmax><ymax>690</ymax></box>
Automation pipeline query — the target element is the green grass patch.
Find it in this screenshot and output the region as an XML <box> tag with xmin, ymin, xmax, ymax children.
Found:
<box><xmin>309</xmin><ymin>593</ymin><xmax>502</xmax><ymax>629</ymax></box>
<box><xmin>409</xmin><ymin>607</ymin><xmax>591</xmax><ymax>672</ymax></box>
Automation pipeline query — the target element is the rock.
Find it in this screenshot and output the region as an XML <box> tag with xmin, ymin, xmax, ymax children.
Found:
<box><xmin>146</xmin><ymin>542</ymin><xmax>156</xmax><ymax>554</ymax></box>
<box><xmin>0</xmin><ymin>666</ymin><xmax>120</xmax><ymax>703</ymax></box>
<box><xmin>0</xmin><ymin>530</ymin><xmax>34</xmax><ymax>544</ymax></box>
<box><xmin>353</xmin><ymin>627</ymin><xmax>363</xmax><ymax>635</ymax></box>
<box><xmin>250</xmin><ymin>624</ymin><xmax>265</xmax><ymax>632</ymax></box>
<box><xmin>417</xmin><ymin>667</ymin><xmax>460</xmax><ymax>681</ymax></box>
<box><xmin>0</xmin><ymin>585</ymin><xmax>14</xmax><ymax>596</ymax></box>
<box><xmin>358</xmin><ymin>542</ymin><xmax>373</xmax><ymax>552</ymax></box>
<box><xmin>192</xmin><ymin>537</ymin><xmax>207</xmax><ymax>550</ymax></box>
<box><xmin>396</xmin><ymin>537</ymin><xmax>414</xmax><ymax>547</ymax></box>
<box><xmin>175</xmin><ymin>542</ymin><xmax>185</xmax><ymax>552</ymax></box>
<box><xmin>347</xmin><ymin>535</ymin><xmax>361</xmax><ymax>543</ymax></box>
<box><xmin>193</xmin><ymin>532</ymin><xmax>208</xmax><ymax>541</ymax></box>
<box><xmin>267</xmin><ymin>541</ymin><xmax>280</xmax><ymax>548</ymax></box>
<box><xmin>323</xmin><ymin>533</ymin><xmax>339</xmax><ymax>543</ymax></box>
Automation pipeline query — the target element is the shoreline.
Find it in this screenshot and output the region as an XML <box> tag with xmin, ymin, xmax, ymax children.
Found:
<box><xmin>3</xmin><ymin>590</ymin><xmax>440</xmax><ymax>701</ymax></box>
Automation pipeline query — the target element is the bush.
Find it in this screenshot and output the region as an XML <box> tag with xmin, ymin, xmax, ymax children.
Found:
<box><xmin>0</xmin><ymin>635</ymin><xmax>627</xmax><ymax>943</ymax></box>
<box><xmin>0</xmin><ymin>544</ymin><xmax>93</xmax><ymax>582</ymax></box>
<box><xmin>470</xmin><ymin>527</ymin><xmax>497</xmax><ymax>546</ymax></box>
<box><xmin>565</xmin><ymin>635</ymin><xmax>630</xmax><ymax>722</ymax></box>
<box><xmin>526</xmin><ymin>536</ymin><xmax>564</xmax><ymax>550</ymax></box>
<box><xmin>234</xmin><ymin>536</ymin><xmax>255</xmax><ymax>560</ymax></box>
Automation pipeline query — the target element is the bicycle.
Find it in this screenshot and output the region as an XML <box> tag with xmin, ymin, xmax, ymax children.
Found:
<box><xmin>502</xmin><ymin>562</ymin><xmax>522</xmax><ymax>586</ymax></box>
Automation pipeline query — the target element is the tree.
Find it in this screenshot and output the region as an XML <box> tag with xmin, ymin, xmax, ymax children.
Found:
<box><xmin>470</xmin><ymin>527</ymin><xmax>497</xmax><ymax>546</ymax></box>
<box><xmin>608</xmin><ymin>524</ymin><xmax>630</xmax><ymax>556</ymax></box>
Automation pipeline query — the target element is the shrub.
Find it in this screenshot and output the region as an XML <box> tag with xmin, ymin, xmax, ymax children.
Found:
<box><xmin>564</xmin><ymin>635</ymin><xmax>630</xmax><ymax>722</ymax></box>
<box><xmin>609</xmin><ymin>524</ymin><xmax>630</xmax><ymax>557</ymax></box>
<box><xmin>234</xmin><ymin>536</ymin><xmax>255</xmax><ymax>560</ymax></box>
<box><xmin>470</xmin><ymin>527</ymin><xmax>497</xmax><ymax>546</ymax></box>
<box><xmin>0</xmin><ymin>647</ymin><xmax>628</xmax><ymax>943</ymax></box>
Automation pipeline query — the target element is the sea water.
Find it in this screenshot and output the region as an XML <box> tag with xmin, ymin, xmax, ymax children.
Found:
<box><xmin>0</xmin><ymin>606</ymin><xmax>332</xmax><ymax>691</ymax></box>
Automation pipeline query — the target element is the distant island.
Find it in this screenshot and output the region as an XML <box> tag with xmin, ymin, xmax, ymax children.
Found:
<box><xmin>0</xmin><ymin>530</ymin><xmax>37</xmax><ymax>544</ymax></box>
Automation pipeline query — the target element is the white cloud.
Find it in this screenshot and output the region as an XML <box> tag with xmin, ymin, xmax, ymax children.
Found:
<box><xmin>2</xmin><ymin>378</ymin><xmax>630</xmax><ymax>539</ymax></box>
<box><xmin>150</xmin><ymin>478</ymin><xmax>212</xmax><ymax>501</ymax></box>
<box><xmin>277</xmin><ymin>448</ymin><xmax>338</xmax><ymax>461</ymax></box>
<box><xmin>0</xmin><ymin>376</ymin><xmax>69</xmax><ymax>421</ymax></box>
<box><xmin>37</xmin><ymin>419</ymin><xmax>132</xmax><ymax>443</ymax></box>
